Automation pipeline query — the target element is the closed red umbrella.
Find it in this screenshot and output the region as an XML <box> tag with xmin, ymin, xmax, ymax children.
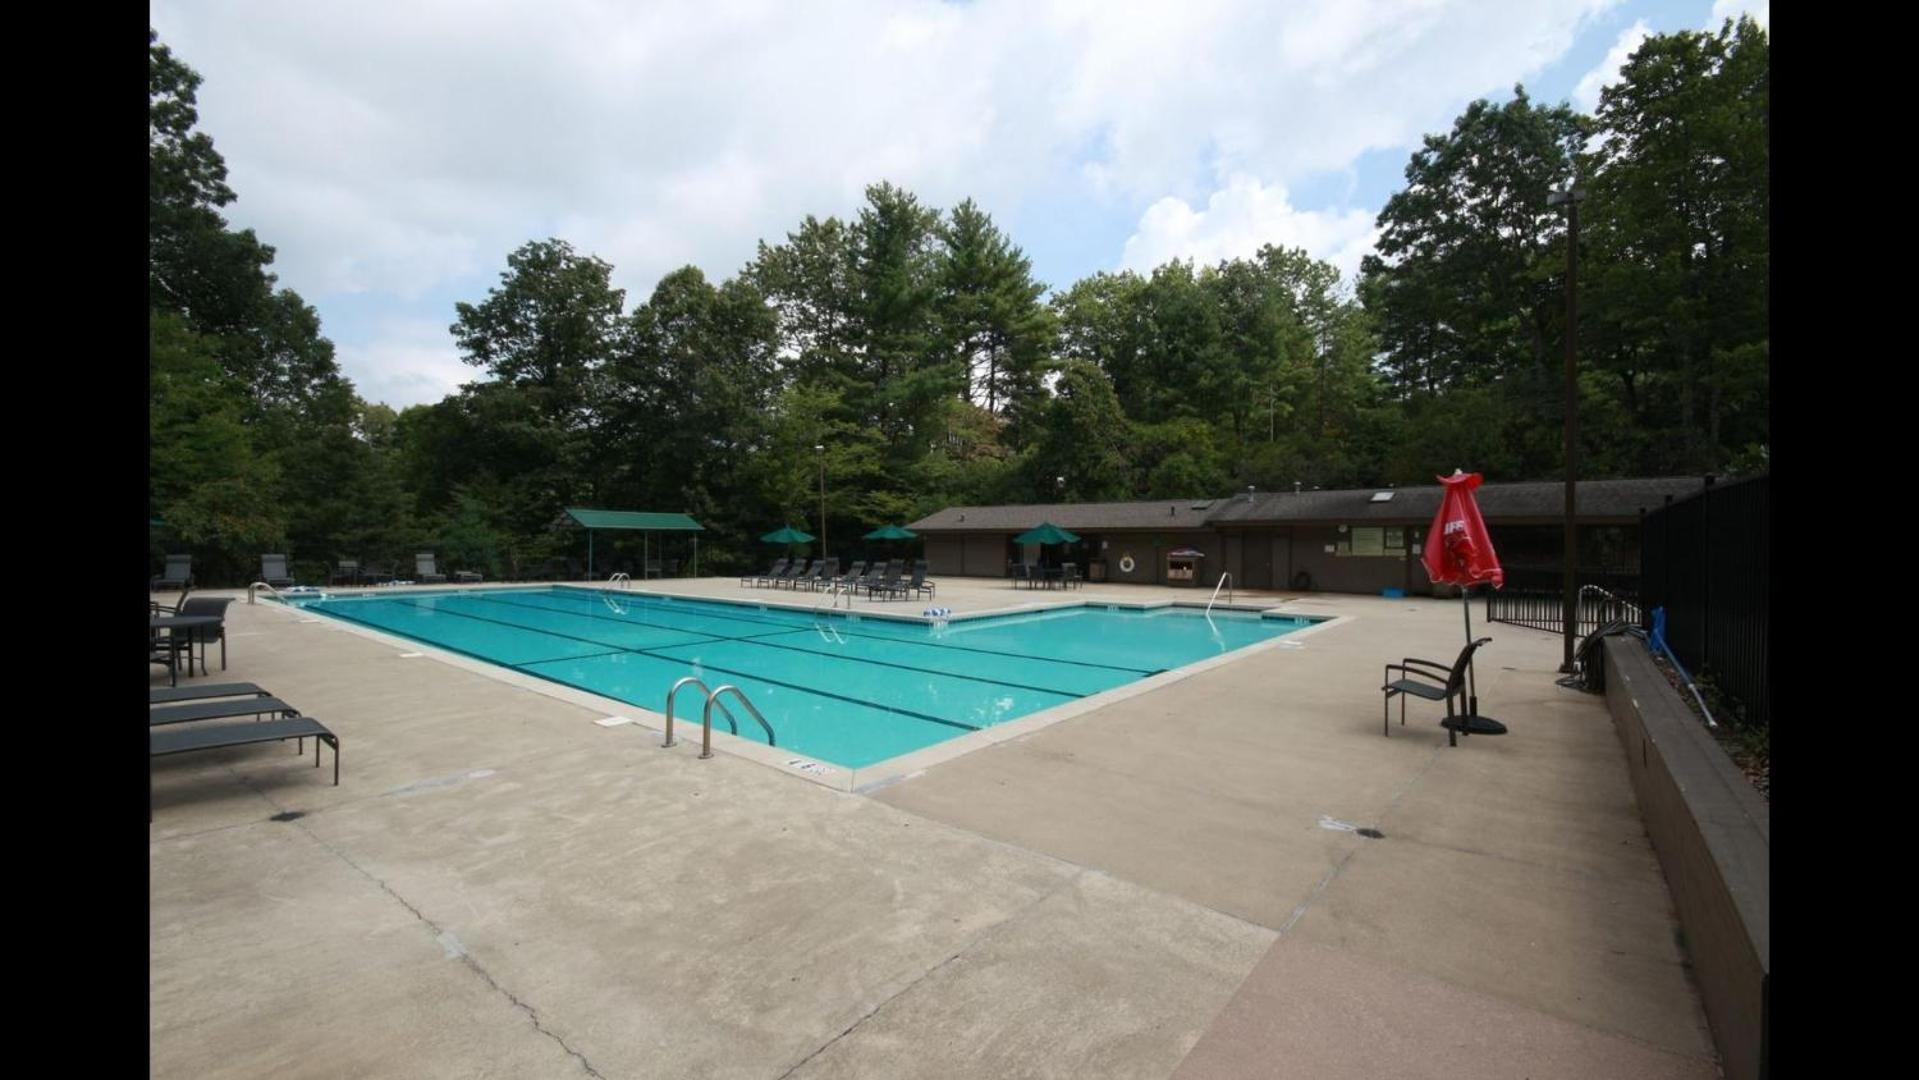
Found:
<box><xmin>1421</xmin><ymin>469</ymin><xmax>1507</xmax><ymax>738</ymax></box>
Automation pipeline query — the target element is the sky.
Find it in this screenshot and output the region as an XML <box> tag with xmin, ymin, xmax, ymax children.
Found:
<box><xmin>150</xmin><ymin>0</ymin><xmax>1768</xmax><ymax>409</ymax></box>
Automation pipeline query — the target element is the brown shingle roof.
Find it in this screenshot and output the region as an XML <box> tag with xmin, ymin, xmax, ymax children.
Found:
<box><xmin>1207</xmin><ymin>477</ymin><xmax>1709</xmax><ymax>524</ymax></box>
<box><xmin>910</xmin><ymin>478</ymin><xmax>1710</xmax><ymax>532</ymax></box>
<box><xmin>907</xmin><ymin>498</ymin><xmax>1219</xmax><ymax>533</ymax></box>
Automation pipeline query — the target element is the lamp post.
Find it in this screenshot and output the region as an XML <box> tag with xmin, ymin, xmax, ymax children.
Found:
<box><xmin>815</xmin><ymin>444</ymin><xmax>826</xmax><ymax>562</ymax></box>
<box><xmin>1548</xmin><ymin>182</ymin><xmax>1586</xmax><ymax>674</ymax></box>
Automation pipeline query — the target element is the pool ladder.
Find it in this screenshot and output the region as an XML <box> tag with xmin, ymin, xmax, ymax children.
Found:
<box><xmin>663</xmin><ymin>677</ymin><xmax>776</xmax><ymax>759</ymax></box>
<box><xmin>607</xmin><ymin>572</ymin><xmax>632</xmax><ymax>591</ymax></box>
<box><xmin>1205</xmin><ymin>572</ymin><xmax>1234</xmax><ymax>615</ymax></box>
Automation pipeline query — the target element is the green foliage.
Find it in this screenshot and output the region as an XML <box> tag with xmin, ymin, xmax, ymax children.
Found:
<box><xmin>150</xmin><ymin>22</ymin><xmax>1766</xmax><ymax>582</ymax></box>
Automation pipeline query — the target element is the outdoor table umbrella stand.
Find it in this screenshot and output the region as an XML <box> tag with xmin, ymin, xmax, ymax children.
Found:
<box><xmin>1448</xmin><ymin>584</ymin><xmax>1507</xmax><ymax>738</ymax></box>
<box><xmin>1425</xmin><ymin>469</ymin><xmax>1509</xmax><ymax>740</ymax></box>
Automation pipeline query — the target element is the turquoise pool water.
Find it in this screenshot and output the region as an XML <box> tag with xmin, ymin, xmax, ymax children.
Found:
<box><xmin>290</xmin><ymin>587</ymin><xmax>1316</xmax><ymax>769</ymax></box>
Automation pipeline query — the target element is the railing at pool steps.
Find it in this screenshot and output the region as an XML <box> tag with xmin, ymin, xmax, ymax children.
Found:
<box><xmin>1205</xmin><ymin>572</ymin><xmax>1234</xmax><ymax>616</ymax></box>
<box><xmin>607</xmin><ymin>572</ymin><xmax>631</xmax><ymax>591</ymax></box>
<box><xmin>663</xmin><ymin>677</ymin><xmax>776</xmax><ymax>759</ymax></box>
<box><xmin>247</xmin><ymin>581</ymin><xmax>292</xmax><ymax>605</ymax></box>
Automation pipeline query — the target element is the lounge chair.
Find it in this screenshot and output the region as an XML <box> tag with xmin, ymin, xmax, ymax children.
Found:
<box><xmin>260</xmin><ymin>554</ymin><xmax>295</xmax><ymax>589</ymax></box>
<box><xmin>856</xmin><ymin>560</ymin><xmax>896</xmax><ymax>598</ymax></box>
<box><xmin>907</xmin><ymin>560</ymin><xmax>936</xmax><ymax>600</ymax></box>
<box><xmin>775</xmin><ymin>559</ymin><xmax>812</xmax><ymax>588</ymax></box>
<box><xmin>151</xmin><ymin>715</ymin><xmax>339</xmax><ymax>817</ymax></box>
<box><xmin>152</xmin><ymin>554</ymin><xmax>193</xmax><ymax>593</ymax></box>
<box><xmin>150</xmin><ymin>696</ymin><xmax>301</xmax><ymax>727</ymax></box>
<box><xmin>1382</xmin><ymin>637</ymin><xmax>1492</xmax><ymax>747</ymax></box>
<box><xmin>413</xmin><ymin>553</ymin><xmax>447</xmax><ymax>584</ymax></box>
<box><xmin>869</xmin><ymin>560</ymin><xmax>906</xmax><ymax>601</ymax></box>
<box><xmin>643</xmin><ymin>558</ymin><xmax>663</xmax><ymax>579</ymax></box>
<box><xmin>747</xmin><ymin>558</ymin><xmax>788</xmax><ymax>587</ymax></box>
<box><xmin>831</xmin><ymin>561</ymin><xmax>867</xmax><ymax>591</ymax></box>
<box><xmin>454</xmin><ymin>570</ymin><xmax>484</xmax><ymax>584</ymax></box>
<box><xmin>1059</xmin><ymin>562</ymin><xmax>1080</xmax><ymax>590</ymax></box>
<box><xmin>794</xmin><ymin>559</ymin><xmax>832</xmax><ymax>590</ymax></box>
<box><xmin>811</xmin><ymin>558</ymin><xmax>840</xmax><ymax>590</ymax></box>
<box><xmin>150</xmin><ymin>682</ymin><xmax>271</xmax><ymax>705</ymax></box>
<box><xmin>178</xmin><ymin>596</ymin><xmax>235</xmax><ymax>674</ymax></box>
<box><xmin>330</xmin><ymin>560</ymin><xmax>361</xmax><ymax>586</ymax></box>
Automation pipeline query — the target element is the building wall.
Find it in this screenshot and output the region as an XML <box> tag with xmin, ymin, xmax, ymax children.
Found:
<box><xmin>1094</xmin><ymin>530</ymin><xmax>1220</xmax><ymax>586</ymax></box>
<box><xmin>925</xmin><ymin>536</ymin><xmax>965</xmax><ymax>577</ymax></box>
<box><xmin>1283</xmin><ymin>525</ymin><xmax>1425</xmax><ymax>595</ymax></box>
<box><xmin>961</xmin><ymin>534</ymin><xmax>1007</xmax><ymax>577</ymax></box>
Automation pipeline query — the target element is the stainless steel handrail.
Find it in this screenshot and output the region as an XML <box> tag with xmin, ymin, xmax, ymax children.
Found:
<box><xmin>1206</xmin><ymin>572</ymin><xmax>1234</xmax><ymax>615</ymax></box>
<box><xmin>700</xmin><ymin>685</ymin><xmax>775</xmax><ymax>759</ymax></box>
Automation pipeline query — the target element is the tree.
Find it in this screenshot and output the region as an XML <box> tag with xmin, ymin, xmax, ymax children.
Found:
<box><xmin>1026</xmin><ymin>361</ymin><xmax>1132</xmax><ymax>501</ymax></box>
<box><xmin>935</xmin><ymin>199</ymin><xmax>1055</xmax><ymax>429</ymax></box>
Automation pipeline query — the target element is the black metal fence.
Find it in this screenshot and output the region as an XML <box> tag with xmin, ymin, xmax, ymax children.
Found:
<box><xmin>1485</xmin><ymin>564</ymin><xmax>1642</xmax><ymax>637</ymax></box>
<box><xmin>1640</xmin><ymin>473</ymin><xmax>1769</xmax><ymax>730</ymax></box>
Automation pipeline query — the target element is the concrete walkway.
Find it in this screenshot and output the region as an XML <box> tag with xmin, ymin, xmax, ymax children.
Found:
<box><xmin>151</xmin><ymin>578</ymin><xmax>1717</xmax><ymax>1077</ymax></box>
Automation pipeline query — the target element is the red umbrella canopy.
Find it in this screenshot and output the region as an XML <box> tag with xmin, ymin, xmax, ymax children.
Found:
<box><xmin>1421</xmin><ymin>470</ymin><xmax>1504</xmax><ymax>588</ymax></box>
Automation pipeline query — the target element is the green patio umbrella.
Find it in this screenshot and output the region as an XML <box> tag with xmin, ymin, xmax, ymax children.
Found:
<box><xmin>760</xmin><ymin>525</ymin><xmax>817</xmax><ymax>545</ymax></box>
<box><xmin>863</xmin><ymin>524</ymin><xmax>918</xmax><ymax>541</ymax></box>
<box><xmin>1012</xmin><ymin>522</ymin><xmax>1080</xmax><ymax>545</ymax></box>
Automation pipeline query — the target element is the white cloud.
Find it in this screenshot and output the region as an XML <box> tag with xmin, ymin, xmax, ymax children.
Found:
<box><xmin>1120</xmin><ymin>175</ymin><xmax>1378</xmax><ymax>286</ymax></box>
<box><xmin>150</xmin><ymin>0</ymin><xmax>1619</xmax><ymax>401</ymax></box>
<box><xmin>333</xmin><ymin>318</ymin><xmax>473</xmax><ymax>409</ymax></box>
<box><xmin>1710</xmin><ymin>0</ymin><xmax>1768</xmax><ymax>29</ymax></box>
<box><xmin>1574</xmin><ymin>19</ymin><xmax>1651</xmax><ymax>112</ymax></box>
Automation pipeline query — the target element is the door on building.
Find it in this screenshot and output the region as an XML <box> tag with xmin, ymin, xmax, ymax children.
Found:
<box><xmin>1244</xmin><ymin>531</ymin><xmax>1273</xmax><ymax>590</ymax></box>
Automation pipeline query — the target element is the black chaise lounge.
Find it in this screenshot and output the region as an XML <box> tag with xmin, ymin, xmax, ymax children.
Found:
<box><xmin>260</xmin><ymin>554</ymin><xmax>295</xmax><ymax>589</ymax></box>
<box><xmin>775</xmin><ymin>559</ymin><xmax>812</xmax><ymax>588</ymax></box>
<box><xmin>151</xmin><ymin>716</ymin><xmax>339</xmax><ymax>817</ymax></box>
<box><xmin>1382</xmin><ymin>637</ymin><xmax>1492</xmax><ymax>747</ymax></box>
<box><xmin>151</xmin><ymin>682</ymin><xmax>271</xmax><ymax>705</ymax></box>
<box><xmin>152</xmin><ymin>554</ymin><xmax>193</xmax><ymax>593</ymax></box>
<box><xmin>415</xmin><ymin>553</ymin><xmax>448</xmax><ymax>584</ymax></box>
<box><xmin>149</xmin><ymin>696</ymin><xmax>301</xmax><ymax>727</ymax></box>
<box><xmin>331</xmin><ymin>560</ymin><xmax>361</xmax><ymax>586</ymax></box>
<box><xmin>747</xmin><ymin>559</ymin><xmax>788</xmax><ymax>587</ymax></box>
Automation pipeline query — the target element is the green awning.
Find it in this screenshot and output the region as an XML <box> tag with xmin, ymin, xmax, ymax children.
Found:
<box><xmin>761</xmin><ymin>526</ymin><xmax>816</xmax><ymax>544</ymax></box>
<box><xmin>565</xmin><ymin>508</ymin><xmax>705</xmax><ymax>531</ymax></box>
<box><xmin>864</xmin><ymin>525</ymin><xmax>918</xmax><ymax>540</ymax></box>
<box><xmin>1013</xmin><ymin>522</ymin><xmax>1080</xmax><ymax>545</ymax></box>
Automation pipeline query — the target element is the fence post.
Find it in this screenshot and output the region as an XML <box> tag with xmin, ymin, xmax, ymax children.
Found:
<box><xmin>1701</xmin><ymin>475</ymin><xmax>1715</xmax><ymax>673</ymax></box>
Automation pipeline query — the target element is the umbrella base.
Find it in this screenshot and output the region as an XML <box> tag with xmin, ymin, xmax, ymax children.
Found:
<box><xmin>1441</xmin><ymin>715</ymin><xmax>1508</xmax><ymax>736</ymax></box>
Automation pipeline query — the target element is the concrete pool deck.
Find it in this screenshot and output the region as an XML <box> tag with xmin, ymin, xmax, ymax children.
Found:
<box><xmin>151</xmin><ymin>577</ymin><xmax>1720</xmax><ymax>1078</ymax></box>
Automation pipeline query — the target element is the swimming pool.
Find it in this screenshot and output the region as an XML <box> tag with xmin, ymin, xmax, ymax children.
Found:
<box><xmin>289</xmin><ymin>587</ymin><xmax>1316</xmax><ymax>769</ymax></box>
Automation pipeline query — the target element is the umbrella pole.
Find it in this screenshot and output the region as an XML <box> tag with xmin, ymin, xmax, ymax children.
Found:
<box><xmin>1461</xmin><ymin>586</ymin><xmax>1478</xmax><ymax>720</ymax></box>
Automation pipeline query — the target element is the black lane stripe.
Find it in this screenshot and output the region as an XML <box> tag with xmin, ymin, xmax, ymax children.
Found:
<box><xmin>654</xmin><ymin>635</ymin><xmax>1093</xmax><ymax>699</ymax></box>
<box><xmin>316</xmin><ymin>596</ymin><xmax>990</xmax><ymax>733</ymax></box>
<box><xmin>406</xmin><ymin>595</ymin><xmax>733</xmax><ymax>652</ymax></box>
<box><xmin>541</xmin><ymin>588</ymin><xmax>1158</xmax><ymax>675</ymax></box>
<box><xmin>302</xmin><ymin>603</ymin><xmax>624</xmax><ymax>670</ymax></box>
<box><xmin>447</xmin><ymin>592</ymin><xmax>742</xmax><ymax>644</ymax></box>
<box><xmin>522</xmin><ymin>649</ymin><xmax>984</xmax><ymax>733</ymax></box>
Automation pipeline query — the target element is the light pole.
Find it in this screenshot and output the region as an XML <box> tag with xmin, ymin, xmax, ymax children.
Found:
<box><xmin>1548</xmin><ymin>182</ymin><xmax>1587</xmax><ymax>674</ymax></box>
<box><xmin>815</xmin><ymin>444</ymin><xmax>826</xmax><ymax>562</ymax></box>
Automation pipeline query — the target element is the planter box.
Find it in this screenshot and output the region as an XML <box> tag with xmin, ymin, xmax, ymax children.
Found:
<box><xmin>1602</xmin><ymin>635</ymin><xmax>1769</xmax><ymax>1080</ymax></box>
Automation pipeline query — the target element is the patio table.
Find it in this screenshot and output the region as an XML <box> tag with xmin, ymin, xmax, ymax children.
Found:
<box><xmin>150</xmin><ymin>615</ymin><xmax>221</xmax><ymax>683</ymax></box>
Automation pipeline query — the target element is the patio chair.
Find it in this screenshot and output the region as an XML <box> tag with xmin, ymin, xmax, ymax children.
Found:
<box><xmin>177</xmin><ymin>596</ymin><xmax>234</xmax><ymax>674</ymax></box>
<box><xmin>870</xmin><ymin>560</ymin><xmax>907</xmax><ymax>601</ymax></box>
<box><xmin>747</xmin><ymin>558</ymin><xmax>788</xmax><ymax>587</ymax></box>
<box><xmin>643</xmin><ymin>558</ymin><xmax>664</xmax><ymax>579</ymax></box>
<box><xmin>1059</xmin><ymin>562</ymin><xmax>1080</xmax><ymax>590</ymax></box>
<box><xmin>415</xmin><ymin>553</ymin><xmax>448</xmax><ymax>584</ymax></box>
<box><xmin>1010</xmin><ymin>563</ymin><xmax>1033</xmax><ymax>589</ymax></box>
<box><xmin>1382</xmin><ymin>637</ymin><xmax>1491</xmax><ymax>747</ymax></box>
<box><xmin>794</xmin><ymin>559</ymin><xmax>831</xmax><ymax>590</ymax></box>
<box><xmin>910</xmin><ymin>559</ymin><xmax>936</xmax><ymax>600</ymax></box>
<box><xmin>330</xmin><ymin>560</ymin><xmax>361</xmax><ymax>586</ymax></box>
<box><xmin>454</xmin><ymin>570</ymin><xmax>484</xmax><ymax>584</ymax></box>
<box><xmin>260</xmin><ymin>554</ymin><xmax>295</xmax><ymax>589</ymax></box>
<box><xmin>152</xmin><ymin>554</ymin><xmax>193</xmax><ymax>593</ymax></box>
<box><xmin>152</xmin><ymin>715</ymin><xmax>339</xmax><ymax>818</ymax></box>
<box><xmin>831</xmin><ymin>561</ymin><xmax>867</xmax><ymax>591</ymax></box>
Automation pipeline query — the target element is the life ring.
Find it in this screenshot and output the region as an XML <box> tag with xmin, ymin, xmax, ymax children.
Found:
<box><xmin>1118</xmin><ymin>555</ymin><xmax>1136</xmax><ymax>574</ymax></box>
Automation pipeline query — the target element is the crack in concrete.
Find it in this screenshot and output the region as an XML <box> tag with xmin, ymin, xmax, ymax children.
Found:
<box><xmin>288</xmin><ymin>819</ymin><xmax>607</xmax><ymax>1079</ymax></box>
<box><xmin>1280</xmin><ymin>742</ymin><xmax>1445</xmax><ymax>936</ymax></box>
<box><xmin>773</xmin><ymin>869</ymin><xmax>1085</xmax><ymax>1079</ymax></box>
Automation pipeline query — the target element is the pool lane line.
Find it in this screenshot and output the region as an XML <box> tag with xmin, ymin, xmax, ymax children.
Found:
<box><xmin>467</xmin><ymin>591</ymin><xmax>806</xmax><ymax>641</ymax></box>
<box><xmin>661</xmin><ymin>630</ymin><xmax>1103</xmax><ymax>700</ymax></box>
<box><xmin>532</xmin><ymin>588</ymin><xmax>1161</xmax><ymax>676</ymax></box>
<box><xmin>376</xmin><ymin>595</ymin><xmax>729</xmax><ymax>656</ymax></box>
<box><xmin>295</xmin><ymin>601</ymin><xmax>624</xmax><ymax>670</ymax></box>
<box><xmin>520</xmin><ymin>649</ymin><xmax>990</xmax><ymax>734</ymax></box>
<box><xmin>319</xmin><ymin>595</ymin><xmax>1006</xmax><ymax>733</ymax></box>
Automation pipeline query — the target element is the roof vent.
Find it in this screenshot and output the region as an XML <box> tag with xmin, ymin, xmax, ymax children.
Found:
<box><xmin>1293</xmin><ymin>481</ymin><xmax>1302</xmax><ymax>494</ymax></box>
<box><xmin>1370</xmin><ymin>491</ymin><xmax>1395</xmax><ymax>503</ymax></box>
<box><xmin>1169</xmin><ymin>505</ymin><xmax>1176</xmax><ymax>516</ymax></box>
<box><xmin>957</xmin><ymin>513</ymin><xmax>965</xmax><ymax>521</ymax></box>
